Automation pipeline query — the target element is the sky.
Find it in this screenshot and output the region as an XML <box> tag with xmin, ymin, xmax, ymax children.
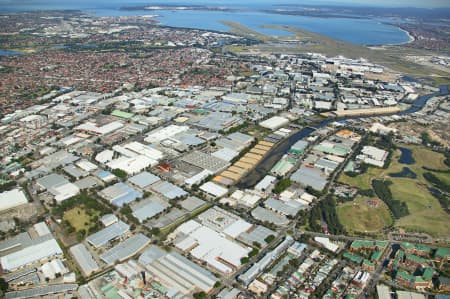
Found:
<box><xmin>310</xmin><ymin>0</ymin><xmax>450</xmax><ymax>8</ymax></box>
<box><xmin>0</xmin><ymin>0</ymin><xmax>449</xmax><ymax>9</ymax></box>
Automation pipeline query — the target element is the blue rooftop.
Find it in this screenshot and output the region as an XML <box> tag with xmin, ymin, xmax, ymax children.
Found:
<box><xmin>97</xmin><ymin>171</ymin><xmax>113</xmax><ymax>179</ymax></box>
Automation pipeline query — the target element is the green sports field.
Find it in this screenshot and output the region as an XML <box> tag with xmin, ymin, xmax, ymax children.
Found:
<box><xmin>337</xmin><ymin>196</ymin><xmax>393</xmax><ymax>235</ymax></box>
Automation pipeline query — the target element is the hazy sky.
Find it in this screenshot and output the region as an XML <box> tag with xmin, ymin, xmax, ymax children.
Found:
<box><xmin>0</xmin><ymin>0</ymin><xmax>449</xmax><ymax>9</ymax></box>
<box><xmin>309</xmin><ymin>0</ymin><xmax>450</xmax><ymax>7</ymax></box>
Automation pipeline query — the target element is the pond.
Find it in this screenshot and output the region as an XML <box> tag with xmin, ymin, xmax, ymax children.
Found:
<box><xmin>398</xmin><ymin>147</ymin><xmax>415</xmax><ymax>165</ymax></box>
<box><xmin>389</xmin><ymin>167</ymin><xmax>417</xmax><ymax>179</ymax></box>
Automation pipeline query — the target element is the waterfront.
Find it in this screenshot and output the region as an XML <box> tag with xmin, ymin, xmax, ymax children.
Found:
<box><xmin>114</xmin><ymin>9</ymin><xmax>410</xmax><ymax>45</ymax></box>
<box><xmin>239</xmin><ymin>85</ymin><xmax>450</xmax><ymax>188</ymax></box>
<box><xmin>0</xmin><ymin>1</ymin><xmax>411</xmax><ymax>45</ymax></box>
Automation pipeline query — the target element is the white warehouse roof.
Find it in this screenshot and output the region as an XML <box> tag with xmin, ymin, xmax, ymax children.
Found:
<box><xmin>259</xmin><ymin>116</ymin><xmax>289</xmax><ymax>130</ymax></box>
<box><xmin>200</xmin><ymin>182</ymin><xmax>228</xmax><ymax>198</ymax></box>
<box><xmin>254</xmin><ymin>175</ymin><xmax>276</xmax><ymax>192</ymax></box>
<box><xmin>107</xmin><ymin>155</ymin><xmax>157</xmax><ymax>175</ymax></box>
<box><xmin>0</xmin><ymin>189</ymin><xmax>28</xmax><ymax>212</ymax></box>
<box><xmin>174</xmin><ymin>220</ymin><xmax>251</xmax><ymax>274</ymax></box>
<box><xmin>75</xmin><ymin>121</ymin><xmax>123</xmax><ymax>136</ymax></box>
<box><xmin>95</xmin><ymin>150</ymin><xmax>114</xmax><ymax>164</ymax></box>
<box><xmin>33</xmin><ymin>222</ymin><xmax>51</xmax><ymax>237</ymax></box>
<box><xmin>144</xmin><ymin>125</ymin><xmax>189</xmax><ymax>143</ymax></box>
<box><xmin>1</xmin><ymin>238</ymin><xmax>63</xmax><ymax>271</ymax></box>
<box><xmin>223</xmin><ymin>220</ymin><xmax>253</xmax><ymax>239</ymax></box>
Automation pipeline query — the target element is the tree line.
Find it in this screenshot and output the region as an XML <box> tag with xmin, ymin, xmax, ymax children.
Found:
<box><xmin>372</xmin><ymin>180</ymin><xmax>409</xmax><ymax>219</ymax></box>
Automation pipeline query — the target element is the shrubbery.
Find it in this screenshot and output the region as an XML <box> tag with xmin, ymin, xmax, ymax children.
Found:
<box><xmin>273</xmin><ymin>178</ymin><xmax>291</xmax><ymax>194</ymax></box>
<box><xmin>309</xmin><ymin>196</ymin><xmax>345</xmax><ymax>235</ymax></box>
<box><xmin>423</xmin><ymin>172</ymin><xmax>450</xmax><ymax>193</ymax></box>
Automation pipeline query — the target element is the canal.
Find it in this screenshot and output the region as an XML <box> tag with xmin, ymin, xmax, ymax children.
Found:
<box><xmin>238</xmin><ymin>85</ymin><xmax>449</xmax><ymax>188</ymax></box>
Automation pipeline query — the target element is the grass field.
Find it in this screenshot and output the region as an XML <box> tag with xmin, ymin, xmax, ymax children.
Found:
<box><xmin>63</xmin><ymin>206</ymin><xmax>99</xmax><ymax>232</ymax></box>
<box><xmin>390</xmin><ymin>178</ymin><xmax>449</xmax><ymax>237</ymax></box>
<box><xmin>222</xmin><ymin>21</ymin><xmax>277</xmax><ymax>42</ymax></box>
<box><xmin>435</xmin><ymin>172</ymin><xmax>450</xmax><ymax>186</ymax></box>
<box><xmin>337</xmin><ymin>196</ymin><xmax>393</xmax><ymax>235</ymax></box>
<box><xmin>339</xmin><ymin>145</ymin><xmax>448</xmax><ymax>187</ymax></box>
<box><xmin>338</xmin><ymin>166</ymin><xmax>383</xmax><ymax>190</ymax></box>
<box><xmin>411</xmin><ymin>146</ymin><xmax>448</xmax><ymax>171</ymax></box>
<box><xmin>339</xmin><ymin>144</ymin><xmax>450</xmax><ymax>237</ymax></box>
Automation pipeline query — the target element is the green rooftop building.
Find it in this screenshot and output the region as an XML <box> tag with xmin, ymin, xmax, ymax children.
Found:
<box><xmin>111</xmin><ymin>110</ymin><xmax>134</xmax><ymax>119</ymax></box>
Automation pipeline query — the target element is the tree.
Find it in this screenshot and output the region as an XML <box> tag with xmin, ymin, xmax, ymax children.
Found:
<box><xmin>248</xmin><ymin>248</ymin><xmax>259</xmax><ymax>257</ymax></box>
<box><xmin>308</xmin><ymin>196</ymin><xmax>345</xmax><ymax>234</ymax></box>
<box><xmin>273</xmin><ymin>178</ymin><xmax>291</xmax><ymax>194</ymax></box>
<box><xmin>264</xmin><ymin>234</ymin><xmax>275</xmax><ymax>243</ymax></box>
<box><xmin>193</xmin><ymin>292</ymin><xmax>207</xmax><ymax>299</ymax></box>
<box><xmin>112</xmin><ymin>169</ymin><xmax>127</xmax><ymax>180</ymax></box>
<box><xmin>0</xmin><ymin>278</ymin><xmax>8</xmax><ymax>293</ymax></box>
<box><xmin>252</xmin><ymin>241</ymin><xmax>261</xmax><ymax>249</ymax></box>
<box><xmin>151</xmin><ymin>227</ymin><xmax>160</xmax><ymax>236</ymax></box>
<box><xmin>372</xmin><ymin>180</ymin><xmax>409</xmax><ymax>218</ymax></box>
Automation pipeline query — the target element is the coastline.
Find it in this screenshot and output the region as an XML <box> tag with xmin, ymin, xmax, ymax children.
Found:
<box><xmin>398</xmin><ymin>27</ymin><xmax>415</xmax><ymax>45</ymax></box>
<box><xmin>367</xmin><ymin>25</ymin><xmax>415</xmax><ymax>49</ymax></box>
<box><xmin>0</xmin><ymin>7</ymin><xmax>418</xmax><ymax>50</ymax></box>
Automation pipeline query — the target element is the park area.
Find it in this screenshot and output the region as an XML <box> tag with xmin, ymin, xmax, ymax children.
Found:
<box><xmin>52</xmin><ymin>192</ymin><xmax>111</xmax><ymax>241</ymax></box>
<box><xmin>337</xmin><ymin>196</ymin><xmax>393</xmax><ymax>236</ymax></box>
<box><xmin>63</xmin><ymin>206</ymin><xmax>100</xmax><ymax>234</ymax></box>
<box><xmin>338</xmin><ymin>144</ymin><xmax>450</xmax><ymax>237</ymax></box>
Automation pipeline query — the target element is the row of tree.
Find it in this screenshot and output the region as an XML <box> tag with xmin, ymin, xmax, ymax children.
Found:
<box><xmin>372</xmin><ymin>180</ymin><xmax>409</xmax><ymax>219</ymax></box>
<box><xmin>309</xmin><ymin>196</ymin><xmax>345</xmax><ymax>235</ymax></box>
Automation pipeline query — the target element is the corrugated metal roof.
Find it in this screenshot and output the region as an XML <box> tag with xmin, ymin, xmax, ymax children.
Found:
<box><xmin>1</xmin><ymin>238</ymin><xmax>62</xmax><ymax>271</ymax></box>
<box><xmin>99</xmin><ymin>182</ymin><xmax>143</xmax><ymax>207</ymax></box>
<box><xmin>101</xmin><ymin>234</ymin><xmax>150</xmax><ymax>265</ymax></box>
<box><xmin>211</xmin><ymin>147</ymin><xmax>239</xmax><ymax>162</ymax></box>
<box><xmin>251</xmin><ymin>207</ymin><xmax>289</xmax><ymax>226</ymax></box>
<box><xmin>36</xmin><ymin>173</ymin><xmax>68</xmax><ymax>190</ymax></box>
<box><xmin>128</xmin><ymin>171</ymin><xmax>160</xmax><ymax>189</ymax></box>
<box><xmin>151</xmin><ymin>181</ymin><xmax>187</xmax><ymax>199</ymax></box>
<box><xmin>291</xmin><ymin>165</ymin><xmax>328</xmax><ymax>191</ymax></box>
<box><xmin>132</xmin><ymin>197</ymin><xmax>169</xmax><ymax>223</ymax></box>
<box><xmin>86</xmin><ymin>221</ymin><xmax>129</xmax><ymax>248</ymax></box>
<box><xmin>69</xmin><ymin>243</ymin><xmax>99</xmax><ymax>276</ymax></box>
<box><xmin>5</xmin><ymin>284</ymin><xmax>78</xmax><ymax>299</ymax></box>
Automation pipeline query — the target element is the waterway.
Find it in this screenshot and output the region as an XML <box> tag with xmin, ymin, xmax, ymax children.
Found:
<box><xmin>237</xmin><ymin>127</ymin><xmax>315</xmax><ymax>188</ymax></box>
<box><xmin>239</xmin><ymin>85</ymin><xmax>450</xmax><ymax>188</ymax></box>
<box><xmin>0</xmin><ymin>1</ymin><xmax>411</xmax><ymax>46</ymax></box>
<box><xmin>0</xmin><ymin>49</ymin><xmax>23</xmax><ymax>56</ymax></box>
